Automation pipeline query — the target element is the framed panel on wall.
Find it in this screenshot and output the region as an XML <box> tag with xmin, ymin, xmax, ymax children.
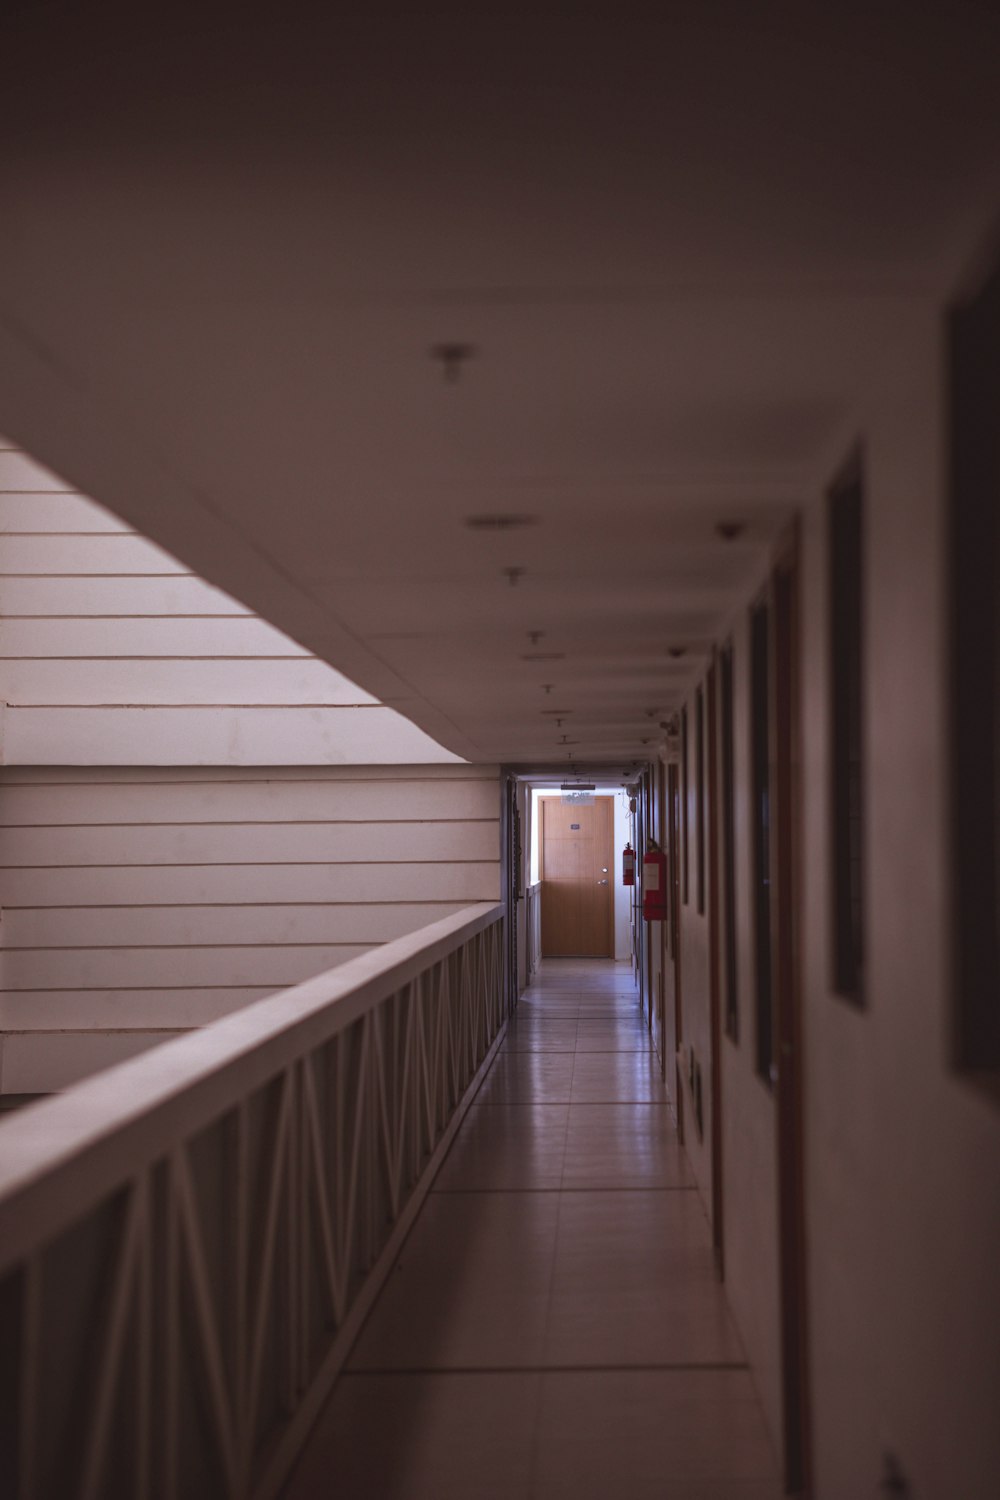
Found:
<box><xmin>950</xmin><ymin>249</ymin><xmax>1000</xmax><ymax>1079</ymax></box>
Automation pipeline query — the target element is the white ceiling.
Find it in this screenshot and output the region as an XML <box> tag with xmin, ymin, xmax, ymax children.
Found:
<box><xmin>1</xmin><ymin>3</ymin><xmax>998</xmax><ymax>765</ymax></box>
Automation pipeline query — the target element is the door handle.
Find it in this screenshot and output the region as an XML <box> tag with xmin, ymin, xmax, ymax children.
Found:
<box><xmin>597</xmin><ymin>878</ymin><xmax>609</xmax><ymax>885</ymax></box>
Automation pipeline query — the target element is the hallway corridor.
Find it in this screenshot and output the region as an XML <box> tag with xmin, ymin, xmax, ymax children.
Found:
<box><xmin>286</xmin><ymin>960</ymin><xmax>782</xmax><ymax>1499</ymax></box>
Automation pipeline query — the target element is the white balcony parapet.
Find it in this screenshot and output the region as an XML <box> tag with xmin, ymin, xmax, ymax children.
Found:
<box><xmin>0</xmin><ymin>901</ymin><xmax>507</xmax><ymax>1500</ymax></box>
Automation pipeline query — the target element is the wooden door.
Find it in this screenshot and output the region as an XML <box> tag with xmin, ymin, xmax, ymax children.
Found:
<box><xmin>540</xmin><ymin>797</ymin><xmax>614</xmax><ymax>957</ymax></box>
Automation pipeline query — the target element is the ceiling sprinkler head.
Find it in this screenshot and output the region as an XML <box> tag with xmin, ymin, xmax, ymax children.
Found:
<box><xmin>716</xmin><ymin>519</ymin><xmax>746</xmax><ymax>541</ymax></box>
<box><xmin>503</xmin><ymin>566</ymin><xmax>526</xmax><ymax>587</ymax></box>
<box><xmin>528</xmin><ymin>630</ymin><xmax>544</xmax><ymax>646</ymax></box>
<box><xmin>668</xmin><ymin>646</ymin><xmax>687</xmax><ymax>659</ymax></box>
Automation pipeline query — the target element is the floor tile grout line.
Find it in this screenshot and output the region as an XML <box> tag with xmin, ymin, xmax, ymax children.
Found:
<box><xmin>430</xmin><ymin>1185</ymin><xmax>698</xmax><ymax>1194</ymax></box>
<box><xmin>343</xmin><ymin>1360</ymin><xmax>752</xmax><ymax>1377</ymax></box>
<box><xmin>469</xmin><ymin>1100</ymin><xmax>678</xmax><ymax>1108</ymax></box>
<box><xmin>474</xmin><ymin>1099</ymin><xmax>674</xmax><ymax>1106</ymax></box>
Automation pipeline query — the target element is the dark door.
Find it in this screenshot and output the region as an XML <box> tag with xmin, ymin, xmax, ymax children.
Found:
<box><xmin>668</xmin><ymin>760</ymin><xmax>684</xmax><ymax>1141</ymax></box>
<box><xmin>772</xmin><ymin>527</ymin><xmax>811</xmax><ymax>1495</ymax></box>
<box><xmin>707</xmin><ymin>659</ymin><xmax>725</xmax><ymax>1279</ymax></box>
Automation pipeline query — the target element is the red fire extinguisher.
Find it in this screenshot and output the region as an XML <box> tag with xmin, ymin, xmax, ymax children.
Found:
<box><xmin>622</xmin><ymin>843</ymin><xmax>636</xmax><ymax>887</ymax></box>
<box><xmin>642</xmin><ymin>840</ymin><xmax>668</xmax><ymax>921</ymax></box>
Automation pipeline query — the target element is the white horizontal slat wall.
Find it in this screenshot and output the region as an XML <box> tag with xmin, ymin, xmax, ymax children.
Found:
<box><xmin>0</xmin><ymin>765</ymin><xmax>501</xmax><ymax>1090</ymax></box>
<box><xmin>0</xmin><ymin>443</ymin><xmax>496</xmax><ymax>1092</ymax></box>
<box><xmin>0</xmin><ymin>446</ymin><xmax>458</xmax><ymax>766</ymax></box>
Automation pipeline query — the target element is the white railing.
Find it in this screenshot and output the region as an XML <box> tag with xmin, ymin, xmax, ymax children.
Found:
<box><xmin>526</xmin><ymin>881</ymin><xmax>542</xmax><ymax>979</ymax></box>
<box><xmin>0</xmin><ymin>902</ymin><xmax>506</xmax><ymax>1500</ymax></box>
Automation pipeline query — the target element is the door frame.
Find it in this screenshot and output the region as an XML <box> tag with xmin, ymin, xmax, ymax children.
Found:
<box><xmin>668</xmin><ymin>758</ymin><xmax>684</xmax><ymax>1144</ymax></box>
<box><xmin>707</xmin><ymin>656</ymin><xmax>724</xmax><ymax>1279</ymax></box>
<box><xmin>500</xmin><ymin>770</ymin><xmax>520</xmax><ymax>1014</ymax></box>
<box><xmin>657</xmin><ymin>756</ymin><xmax>668</xmax><ymax>1073</ymax></box>
<box><xmin>646</xmin><ymin>768</ymin><xmax>654</xmax><ymax>1036</ymax></box>
<box><xmin>538</xmin><ymin>793</ymin><xmax>615</xmax><ymax>959</ymax></box>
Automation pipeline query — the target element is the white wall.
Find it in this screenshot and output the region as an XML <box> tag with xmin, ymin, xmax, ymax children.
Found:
<box><xmin>801</xmin><ymin>316</ymin><xmax>1000</xmax><ymax>1499</ymax></box>
<box><xmin>661</xmin><ymin>312</ymin><xmax>1000</xmax><ymax>1498</ymax></box>
<box><xmin>0</xmin><ymin>444</ymin><xmax>459</xmax><ymax>766</ymax></box>
<box><xmin>0</xmin><ymin>764</ymin><xmax>500</xmax><ymax>1092</ymax></box>
<box><xmin>0</xmin><ymin>447</ymin><xmax>498</xmax><ymax>1093</ymax></box>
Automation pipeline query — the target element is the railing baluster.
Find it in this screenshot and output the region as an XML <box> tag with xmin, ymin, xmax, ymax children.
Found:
<box><xmin>135</xmin><ymin>1172</ymin><xmax>153</xmax><ymax>1500</ymax></box>
<box><xmin>233</xmin><ymin>1100</ymin><xmax>250</xmax><ymax>1491</ymax></box>
<box><xmin>172</xmin><ymin>1147</ymin><xmax>240</xmax><ymax>1496</ymax></box>
<box><xmin>77</xmin><ymin>1182</ymin><xmax>142</xmax><ymax>1500</ymax></box>
<box><xmin>296</xmin><ymin>1060</ymin><xmax>311</xmax><ymax>1399</ymax></box>
<box><xmin>17</xmin><ymin>1257</ymin><xmax>41</xmax><ymax>1500</ymax></box>
<box><xmin>160</xmin><ymin>1158</ymin><xmax>180</xmax><ymax>1500</ymax></box>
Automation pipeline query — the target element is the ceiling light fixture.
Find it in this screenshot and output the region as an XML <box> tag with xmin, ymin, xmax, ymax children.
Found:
<box><xmin>430</xmin><ymin>342</ymin><xmax>477</xmax><ymax>382</ymax></box>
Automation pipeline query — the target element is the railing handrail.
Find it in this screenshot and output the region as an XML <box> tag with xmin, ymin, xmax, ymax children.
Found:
<box><xmin>0</xmin><ymin>900</ymin><xmax>503</xmax><ymax>1272</ymax></box>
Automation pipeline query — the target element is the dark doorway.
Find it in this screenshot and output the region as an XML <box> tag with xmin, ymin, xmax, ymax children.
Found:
<box><xmin>751</xmin><ymin>598</ymin><xmax>774</xmax><ymax>1083</ymax></box>
<box><xmin>951</xmin><ymin>250</ymin><xmax>1000</xmax><ymax>1074</ymax></box>
<box><xmin>668</xmin><ymin>760</ymin><xmax>684</xmax><ymax>1142</ymax></box>
<box><xmin>772</xmin><ymin>527</ymin><xmax>811</xmax><ymax>1496</ymax></box>
<box><xmin>707</xmin><ymin>660</ymin><xmax>724</xmax><ymax>1278</ymax></box>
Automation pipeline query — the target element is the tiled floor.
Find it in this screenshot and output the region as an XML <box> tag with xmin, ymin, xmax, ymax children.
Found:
<box><xmin>285</xmin><ymin>959</ymin><xmax>782</xmax><ymax>1500</ymax></box>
